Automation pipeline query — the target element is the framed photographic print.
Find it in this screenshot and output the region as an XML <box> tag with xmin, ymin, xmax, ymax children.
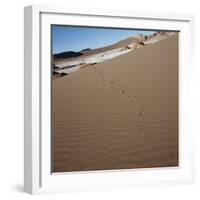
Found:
<box><xmin>24</xmin><ymin>5</ymin><xmax>195</xmax><ymax>194</ymax></box>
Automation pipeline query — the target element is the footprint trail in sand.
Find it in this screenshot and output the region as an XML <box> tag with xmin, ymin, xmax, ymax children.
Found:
<box><xmin>93</xmin><ymin>66</ymin><xmax>145</xmax><ymax>136</ymax></box>
<box><xmin>109</xmin><ymin>79</ymin><xmax>145</xmax><ymax>136</ymax></box>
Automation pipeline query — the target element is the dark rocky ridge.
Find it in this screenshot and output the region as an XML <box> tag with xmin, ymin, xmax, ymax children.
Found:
<box><xmin>53</xmin><ymin>51</ymin><xmax>83</xmax><ymax>61</ymax></box>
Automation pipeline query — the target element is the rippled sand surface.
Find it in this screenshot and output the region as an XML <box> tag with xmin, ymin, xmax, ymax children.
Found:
<box><xmin>52</xmin><ymin>34</ymin><xmax>178</xmax><ymax>172</ymax></box>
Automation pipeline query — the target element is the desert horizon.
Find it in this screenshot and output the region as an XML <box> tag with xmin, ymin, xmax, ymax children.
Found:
<box><xmin>52</xmin><ymin>27</ymin><xmax>178</xmax><ymax>173</ymax></box>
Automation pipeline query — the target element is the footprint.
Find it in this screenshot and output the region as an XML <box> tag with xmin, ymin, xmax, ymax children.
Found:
<box><xmin>110</xmin><ymin>81</ymin><xmax>114</xmax><ymax>85</ymax></box>
<box><xmin>137</xmin><ymin>125</ymin><xmax>144</xmax><ymax>133</ymax></box>
<box><xmin>136</xmin><ymin>110</ymin><xmax>144</xmax><ymax>117</ymax></box>
<box><xmin>122</xmin><ymin>90</ymin><xmax>125</xmax><ymax>94</ymax></box>
<box><xmin>128</xmin><ymin>96</ymin><xmax>131</xmax><ymax>98</ymax></box>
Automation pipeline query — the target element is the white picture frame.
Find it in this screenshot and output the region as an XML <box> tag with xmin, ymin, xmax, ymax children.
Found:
<box><xmin>24</xmin><ymin>5</ymin><xmax>195</xmax><ymax>194</ymax></box>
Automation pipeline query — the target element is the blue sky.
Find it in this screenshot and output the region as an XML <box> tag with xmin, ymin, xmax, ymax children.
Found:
<box><xmin>52</xmin><ymin>26</ymin><xmax>156</xmax><ymax>54</ymax></box>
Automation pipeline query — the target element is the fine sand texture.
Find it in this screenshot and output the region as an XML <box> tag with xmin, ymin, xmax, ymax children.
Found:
<box><xmin>52</xmin><ymin>34</ymin><xmax>179</xmax><ymax>172</ymax></box>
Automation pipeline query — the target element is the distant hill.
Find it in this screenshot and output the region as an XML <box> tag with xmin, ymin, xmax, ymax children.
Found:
<box><xmin>81</xmin><ymin>48</ymin><xmax>91</xmax><ymax>52</ymax></box>
<box><xmin>53</xmin><ymin>51</ymin><xmax>83</xmax><ymax>61</ymax></box>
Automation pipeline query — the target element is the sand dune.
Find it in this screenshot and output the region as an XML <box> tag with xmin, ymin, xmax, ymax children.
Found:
<box><xmin>52</xmin><ymin>34</ymin><xmax>178</xmax><ymax>172</ymax></box>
